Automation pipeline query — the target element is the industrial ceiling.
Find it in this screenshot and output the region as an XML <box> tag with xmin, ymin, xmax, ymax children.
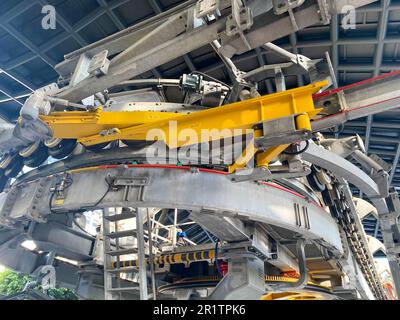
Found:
<box><xmin>0</xmin><ymin>0</ymin><xmax>399</xmax><ymax>244</ymax></box>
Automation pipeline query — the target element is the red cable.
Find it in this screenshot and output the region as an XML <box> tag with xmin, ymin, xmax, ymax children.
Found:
<box><xmin>313</xmin><ymin>70</ymin><xmax>400</xmax><ymax>99</ymax></box>
<box><xmin>95</xmin><ymin>163</ymin><xmax>323</xmax><ymax>209</ymax></box>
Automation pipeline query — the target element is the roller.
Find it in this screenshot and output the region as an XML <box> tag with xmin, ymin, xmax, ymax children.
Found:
<box><xmin>45</xmin><ymin>138</ymin><xmax>77</xmax><ymax>159</ymax></box>
<box><xmin>19</xmin><ymin>142</ymin><xmax>49</xmax><ymax>168</ymax></box>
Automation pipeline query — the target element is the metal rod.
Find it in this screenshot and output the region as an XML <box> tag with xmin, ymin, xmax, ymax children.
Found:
<box><xmin>136</xmin><ymin>207</ymin><xmax>148</xmax><ymax>300</ymax></box>
<box><xmin>0</xmin><ymin>68</ymin><xmax>34</xmax><ymax>92</ymax></box>
<box><xmin>146</xmin><ymin>208</ymin><xmax>157</xmax><ymax>300</ymax></box>
<box><xmin>102</xmin><ymin>208</ymin><xmax>113</xmax><ymax>300</ymax></box>
<box><xmin>0</xmin><ymin>89</ymin><xmax>23</xmax><ymax>106</ymax></box>
<box><xmin>211</xmin><ymin>40</ymin><xmax>240</xmax><ymax>78</ymax></box>
<box><xmin>172</xmin><ymin>208</ymin><xmax>178</xmax><ymax>249</ymax></box>
<box><xmin>263</xmin><ymin>42</ymin><xmax>298</xmax><ymax>62</ymax></box>
<box><xmin>0</xmin><ymin>93</ymin><xmax>30</xmax><ymax>104</ymax></box>
<box><xmin>115</xmin><ymin>79</ymin><xmax>180</xmax><ymax>88</ymax></box>
<box><xmin>268</xmin><ymin>239</ymin><xmax>307</xmax><ymax>290</ymax></box>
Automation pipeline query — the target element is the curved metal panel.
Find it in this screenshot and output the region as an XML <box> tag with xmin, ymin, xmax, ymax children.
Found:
<box><xmin>0</xmin><ymin>166</ymin><xmax>343</xmax><ymax>255</ymax></box>
<box><xmin>303</xmin><ymin>142</ymin><xmax>388</xmax><ymax>213</ymax></box>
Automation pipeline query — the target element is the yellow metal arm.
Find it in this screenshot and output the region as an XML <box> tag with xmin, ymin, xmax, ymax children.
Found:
<box><xmin>40</xmin><ymin>108</ymin><xmax>182</xmax><ymax>139</ymax></box>
<box><xmin>40</xmin><ymin>81</ymin><xmax>326</xmax><ymax>170</ymax></box>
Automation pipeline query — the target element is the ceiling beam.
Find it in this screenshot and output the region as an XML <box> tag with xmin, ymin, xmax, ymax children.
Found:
<box><xmin>146</xmin><ymin>0</ymin><xmax>197</xmax><ymax>74</ymax></box>
<box><xmin>389</xmin><ymin>143</ymin><xmax>400</xmax><ymax>183</ymax></box>
<box><xmin>365</xmin><ymin>0</ymin><xmax>390</xmax><ymax>155</ymax></box>
<box><xmin>36</xmin><ymin>0</ymin><xmax>87</xmax><ymax>47</ymax></box>
<box><xmin>2</xmin><ymin>0</ymin><xmax>132</xmax><ymax>71</ymax></box>
<box><xmin>96</xmin><ymin>0</ymin><xmax>125</xmax><ymax>30</ymax></box>
<box><xmin>0</xmin><ymin>0</ymin><xmax>36</xmax><ymax>23</ymax></box>
<box><xmin>0</xmin><ymin>22</ymin><xmax>57</xmax><ymax>68</ymax></box>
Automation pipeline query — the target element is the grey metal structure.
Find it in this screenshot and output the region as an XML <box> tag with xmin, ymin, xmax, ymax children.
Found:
<box><xmin>0</xmin><ymin>0</ymin><xmax>399</xmax><ymax>241</ymax></box>
<box><xmin>0</xmin><ymin>0</ymin><xmax>399</xmax><ymax>300</ymax></box>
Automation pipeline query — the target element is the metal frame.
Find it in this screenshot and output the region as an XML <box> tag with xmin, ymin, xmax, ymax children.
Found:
<box><xmin>1</xmin><ymin>0</ymin><xmax>398</xmax><ymax>188</ymax></box>
<box><xmin>0</xmin><ymin>0</ymin><xmax>398</xmax><ymax>300</ymax></box>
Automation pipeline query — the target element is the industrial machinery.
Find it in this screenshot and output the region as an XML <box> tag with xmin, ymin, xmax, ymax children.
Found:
<box><xmin>0</xmin><ymin>0</ymin><xmax>400</xmax><ymax>300</ymax></box>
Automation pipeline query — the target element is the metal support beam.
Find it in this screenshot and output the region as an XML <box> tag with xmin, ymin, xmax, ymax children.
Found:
<box><xmin>0</xmin><ymin>22</ymin><xmax>57</xmax><ymax>68</ymax></box>
<box><xmin>364</xmin><ymin>0</ymin><xmax>390</xmax><ymax>156</ymax></box>
<box><xmin>97</xmin><ymin>0</ymin><xmax>125</xmax><ymax>30</ymax></box>
<box><xmin>389</xmin><ymin>143</ymin><xmax>400</xmax><ymax>183</ymax></box>
<box><xmin>373</xmin><ymin>220</ymin><xmax>380</xmax><ymax>238</ymax></box>
<box><xmin>365</xmin><ymin>115</ymin><xmax>373</xmax><ymax>154</ymax></box>
<box><xmin>255</xmin><ymin>48</ymin><xmax>274</xmax><ymax>93</ymax></box>
<box><xmin>330</xmin><ymin>14</ymin><xmax>339</xmax><ymax>82</ymax></box>
<box><xmin>102</xmin><ymin>208</ymin><xmax>114</xmax><ymax>300</ymax></box>
<box><xmin>147</xmin><ymin>0</ymin><xmax>196</xmax><ymax>74</ymax></box>
<box><xmin>136</xmin><ymin>208</ymin><xmax>148</xmax><ymax>300</ymax></box>
<box><xmin>0</xmin><ymin>77</ymin><xmax>28</xmax><ymax>107</ymax></box>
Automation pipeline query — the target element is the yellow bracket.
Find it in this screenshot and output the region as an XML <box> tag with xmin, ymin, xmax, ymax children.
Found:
<box><xmin>40</xmin><ymin>107</ymin><xmax>182</xmax><ymax>139</ymax></box>
<box><xmin>40</xmin><ymin>81</ymin><xmax>327</xmax><ymax>171</ymax></box>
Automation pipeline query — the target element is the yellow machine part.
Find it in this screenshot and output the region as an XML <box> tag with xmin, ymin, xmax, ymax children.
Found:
<box><xmin>112</xmin><ymin>249</ymin><xmax>217</xmax><ymax>269</ymax></box>
<box><xmin>40</xmin><ymin>81</ymin><xmax>326</xmax><ymax>170</ymax></box>
<box><xmin>40</xmin><ymin>108</ymin><xmax>183</xmax><ymax>139</ymax></box>
<box><xmin>41</xmin><ymin>82</ymin><xmax>325</xmax><ymax>146</ymax></box>
<box><xmin>261</xmin><ymin>291</ymin><xmax>331</xmax><ymax>300</ymax></box>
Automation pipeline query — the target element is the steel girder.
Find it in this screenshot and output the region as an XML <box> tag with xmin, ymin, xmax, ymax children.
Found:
<box><xmin>54</xmin><ymin>0</ymin><xmax>378</xmax><ymax>102</ymax></box>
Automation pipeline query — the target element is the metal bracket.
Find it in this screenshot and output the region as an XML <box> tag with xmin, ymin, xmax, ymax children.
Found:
<box><xmin>274</xmin><ymin>67</ymin><xmax>286</xmax><ymax>92</ymax></box>
<box><xmin>195</xmin><ymin>0</ymin><xmax>220</xmax><ymax>18</ymax></box>
<box><xmin>265</xmin><ymin>238</ymin><xmax>308</xmax><ymax>291</ymax></box>
<box><xmin>370</xmin><ymin>154</ymin><xmax>392</xmax><ymax>173</ymax></box>
<box><xmin>273</xmin><ymin>0</ymin><xmax>304</xmax><ymax>31</ymax></box>
<box><xmin>88</xmin><ymin>50</ymin><xmax>110</xmax><ymax>77</ymax></box>
<box><xmin>273</xmin><ymin>0</ymin><xmax>305</xmax><ymax>15</ymax></box>
<box><xmin>255</xmin><ymin>114</ymin><xmax>312</xmax><ymax>149</ymax></box>
<box><xmin>229</xmin><ymin>164</ymin><xmax>311</xmax><ymax>182</ymax></box>
<box><xmin>226</xmin><ymin>0</ymin><xmax>253</xmax><ymax>50</ymax></box>
<box><xmin>107</xmin><ymin>175</ymin><xmax>149</xmax><ymax>202</ymax></box>
<box><xmin>209</xmin><ymin>247</ymin><xmax>265</xmax><ymax>300</ymax></box>
<box><xmin>317</xmin><ymin>0</ymin><xmax>331</xmax><ymax>24</ymax></box>
<box><xmin>110</xmin><ymin>176</ymin><xmax>149</xmax><ymax>187</ymax></box>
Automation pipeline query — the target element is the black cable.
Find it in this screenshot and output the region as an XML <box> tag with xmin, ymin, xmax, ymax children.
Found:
<box><xmin>72</xmin><ymin>213</ymin><xmax>92</xmax><ymax>235</ymax></box>
<box><xmin>48</xmin><ymin>174</ymin><xmax>73</xmax><ymax>214</ymax></box>
<box><xmin>49</xmin><ymin>191</ymin><xmax>57</xmax><ymax>214</ymax></box>
<box><xmin>92</xmin><ymin>178</ymin><xmax>112</xmax><ymax>207</ymax></box>
<box><xmin>282</xmin><ymin>140</ymin><xmax>310</xmax><ymax>155</ymax></box>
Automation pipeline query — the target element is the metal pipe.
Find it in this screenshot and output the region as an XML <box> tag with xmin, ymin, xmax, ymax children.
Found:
<box><xmin>263</xmin><ymin>42</ymin><xmax>298</xmax><ymax>62</ymax></box>
<box><xmin>351</xmin><ymin>149</ymin><xmax>384</xmax><ymax>172</ymax></box>
<box><xmin>114</xmin><ymin>79</ymin><xmax>180</xmax><ymax>88</ymax></box>
<box><xmin>136</xmin><ymin>208</ymin><xmax>149</xmax><ymax>300</ymax></box>
<box><xmin>172</xmin><ymin>208</ymin><xmax>178</xmax><ymax>249</ymax></box>
<box><xmin>267</xmin><ymin>239</ymin><xmax>307</xmax><ymax>290</ymax></box>
<box><xmin>211</xmin><ymin>40</ymin><xmax>240</xmax><ymax>78</ymax></box>
<box><xmin>146</xmin><ymin>208</ymin><xmax>157</xmax><ymax>300</ymax></box>
<box><xmin>0</xmin><ymin>89</ymin><xmax>23</xmax><ymax>106</ymax></box>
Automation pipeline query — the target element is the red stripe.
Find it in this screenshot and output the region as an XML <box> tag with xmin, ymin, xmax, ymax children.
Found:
<box><xmin>313</xmin><ymin>93</ymin><xmax>400</xmax><ymax>123</ymax></box>
<box><xmin>313</xmin><ymin>70</ymin><xmax>400</xmax><ymax>99</ymax></box>
<box><xmin>93</xmin><ymin>164</ymin><xmax>323</xmax><ymax>208</ymax></box>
